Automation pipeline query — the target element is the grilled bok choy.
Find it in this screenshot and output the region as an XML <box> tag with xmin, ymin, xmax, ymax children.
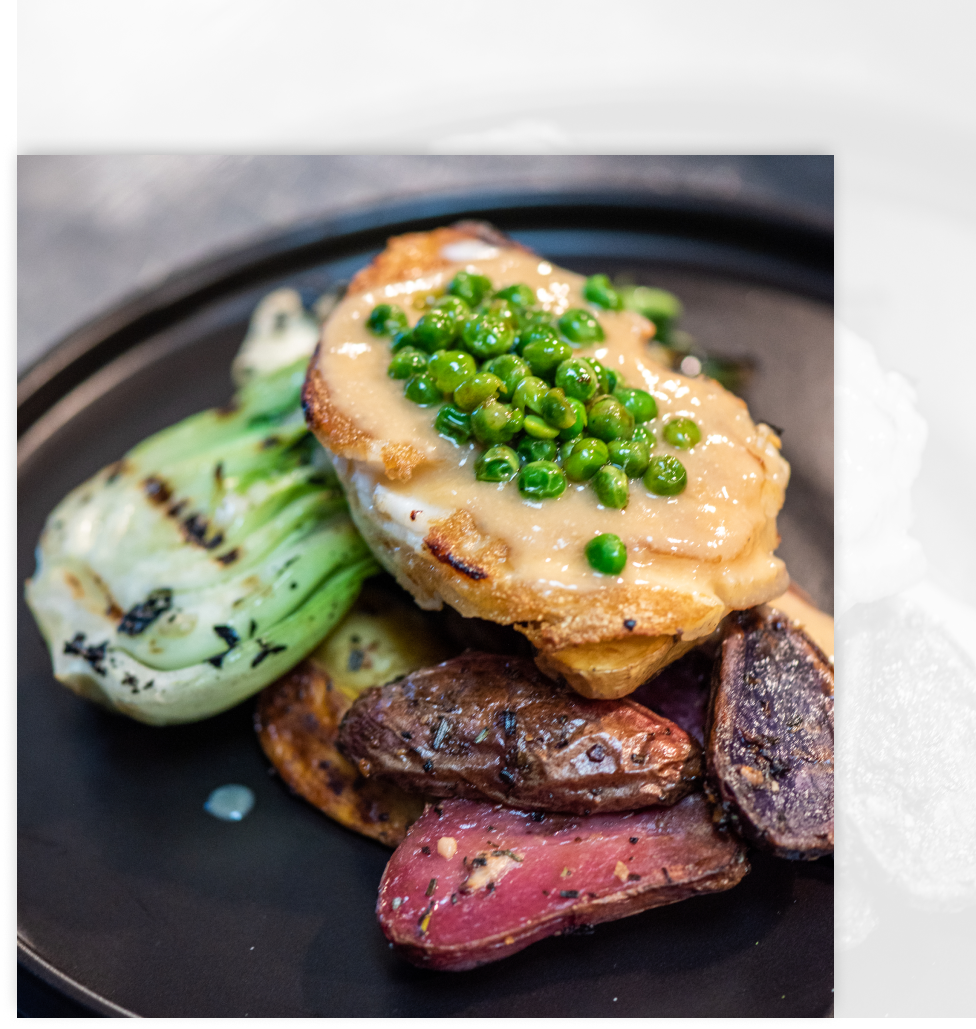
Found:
<box><xmin>26</xmin><ymin>289</ymin><xmax>379</xmax><ymax>725</ymax></box>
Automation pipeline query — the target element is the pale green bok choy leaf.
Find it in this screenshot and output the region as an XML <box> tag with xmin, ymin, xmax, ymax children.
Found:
<box><xmin>25</xmin><ymin>288</ymin><xmax>379</xmax><ymax>725</ymax></box>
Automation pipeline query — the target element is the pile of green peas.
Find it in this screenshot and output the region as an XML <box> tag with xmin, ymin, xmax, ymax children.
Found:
<box><xmin>367</xmin><ymin>271</ymin><xmax>702</xmax><ymax>572</ymax></box>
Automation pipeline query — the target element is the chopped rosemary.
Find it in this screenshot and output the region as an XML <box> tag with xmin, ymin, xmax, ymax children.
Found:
<box><xmin>432</xmin><ymin>716</ymin><xmax>451</xmax><ymax>750</ymax></box>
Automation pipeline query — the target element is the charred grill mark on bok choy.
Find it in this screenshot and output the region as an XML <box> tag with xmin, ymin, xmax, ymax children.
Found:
<box><xmin>25</xmin><ymin>289</ymin><xmax>379</xmax><ymax>725</ymax></box>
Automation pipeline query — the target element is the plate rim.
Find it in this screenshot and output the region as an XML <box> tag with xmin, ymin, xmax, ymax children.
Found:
<box><xmin>18</xmin><ymin>941</ymin><xmax>136</xmax><ymax>1017</ymax></box>
<box><xmin>17</xmin><ymin>186</ymin><xmax>833</xmax><ymax>439</ymax></box>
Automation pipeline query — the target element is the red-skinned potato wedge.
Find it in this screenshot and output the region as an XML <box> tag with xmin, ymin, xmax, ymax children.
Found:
<box><xmin>378</xmin><ymin>794</ymin><xmax>748</xmax><ymax>971</ymax></box>
<box><xmin>338</xmin><ymin>651</ymin><xmax>702</xmax><ymax>814</ymax></box>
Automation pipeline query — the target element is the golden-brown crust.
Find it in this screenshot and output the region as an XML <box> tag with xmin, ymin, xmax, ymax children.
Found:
<box><xmin>255</xmin><ymin>659</ymin><xmax>424</xmax><ymax>847</ymax></box>
<box><xmin>302</xmin><ymin>353</ymin><xmax>369</xmax><ymax>457</ymax></box>
<box><xmin>302</xmin><ymin>357</ymin><xmax>427</xmax><ymax>480</ymax></box>
<box><xmin>341</xmin><ymin>479</ymin><xmax>745</xmax><ymax>652</ymax></box>
<box><xmin>514</xmin><ymin>585</ymin><xmax>727</xmax><ymax>651</ymax></box>
<box><xmin>348</xmin><ymin>227</ymin><xmax>461</xmax><ymax>295</ymax></box>
<box><xmin>348</xmin><ymin>223</ymin><xmax>529</xmax><ymax>296</ymax></box>
<box><xmin>423</xmin><ymin>509</ymin><xmax>509</xmax><ymax>583</ymax></box>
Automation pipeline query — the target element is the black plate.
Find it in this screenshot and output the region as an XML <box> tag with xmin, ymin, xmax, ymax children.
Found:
<box><xmin>18</xmin><ymin>191</ymin><xmax>833</xmax><ymax>1017</ymax></box>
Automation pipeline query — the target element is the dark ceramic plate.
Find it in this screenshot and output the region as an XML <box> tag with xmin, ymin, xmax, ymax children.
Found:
<box><xmin>18</xmin><ymin>191</ymin><xmax>834</xmax><ymax>1017</ymax></box>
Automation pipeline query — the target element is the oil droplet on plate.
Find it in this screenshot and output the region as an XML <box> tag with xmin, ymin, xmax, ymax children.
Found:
<box><xmin>204</xmin><ymin>784</ymin><xmax>255</xmax><ymax>821</ymax></box>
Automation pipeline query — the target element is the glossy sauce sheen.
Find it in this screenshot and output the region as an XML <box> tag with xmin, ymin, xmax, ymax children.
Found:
<box><xmin>317</xmin><ymin>249</ymin><xmax>789</xmax><ymax>594</ymax></box>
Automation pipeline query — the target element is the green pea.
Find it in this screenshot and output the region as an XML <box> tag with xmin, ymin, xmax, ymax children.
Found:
<box><xmin>448</xmin><ymin>270</ymin><xmax>493</xmax><ymax>308</ymax></box>
<box><xmin>390</xmin><ymin>328</ymin><xmax>416</xmax><ymax>352</ymax></box>
<box><xmin>540</xmin><ymin>388</ymin><xmax>578</xmax><ymax>430</ymax></box>
<box><xmin>454</xmin><ymin>372</ymin><xmax>504</xmax><ymax>411</ymax></box>
<box><xmin>522</xmin><ymin>334</ymin><xmax>573</xmax><ymax>379</ymax></box>
<box><xmin>404</xmin><ymin>373</ymin><xmax>442</xmax><ymax>406</ymax></box>
<box><xmin>558</xmin><ymin>397</ymin><xmax>588</xmax><ymax>441</ymax></box>
<box><xmin>461</xmin><ymin>311</ymin><xmax>516</xmax><ymax>359</ymax></box>
<box><xmin>513</xmin><ymin>306</ymin><xmax>537</xmax><ymax>332</ymax></box>
<box><xmin>413</xmin><ymin>307</ymin><xmax>459</xmax><ymax>352</ymax></box>
<box><xmin>471</xmin><ymin>398</ymin><xmax>522</xmax><ymax>444</ymax></box>
<box><xmin>604</xmin><ymin>367</ymin><xmax>619</xmax><ymax>393</ymax></box>
<box><xmin>523</xmin><ymin>308</ymin><xmax>551</xmax><ymax>333</ymax></box>
<box><xmin>585</xmin><ymin>533</ymin><xmax>627</xmax><ymax>575</ymax></box>
<box><xmin>523</xmin><ymin>413</ymin><xmax>561</xmax><ymax>439</ymax></box>
<box><xmin>494</xmin><ymin>283</ymin><xmax>536</xmax><ymax>308</ymax></box>
<box><xmin>511</xmin><ymin>375</ymin><xmax>549</xmax><ymax>413</ymax></box>
<box><xmin>583</xmin><ymin>358</ymin><xmax>612</xmax><ymax>396</ymax></box>
<box><xmin>593</xmin><ymin>464</ymin><xmax>629</xmax><ymax>508</ymax></box>
<box><xmin>587</xmin><ymin>395</ymin><xmax>635</xmax><ymax>442</ymax></box>
<box><xmin>644</xmin><ymin>454</ymin><xmax>688</xmax><ymax>496</ymax></box>
<box><xmin>558</xmin><ymin>307</ymin><xmax>605</xmax><ymax>344</ymax></box>
<box><xmin>563</xmin><ymin>436</ymin><xmax>610</xmax><ymax>481</ymax></box>
<box><xmin>621</xmin><ymin>286</ymin><xmax>683</xmax><ymax>343</ymax></box>
<box><xmin>367</xmin><ymin>303</ymin><xmax>409</xmax><ymax>337</ymax></box>
<box><xmin>517</xmin><ymin>436</ymin><xmax>557</xmax><ymax>464</ymax></box>
<box><xmin>583</xmin><ymin>274</ymin><xmax>623</xmax><ymax>311</ymax></box>
<box><xmin>518</xmin><ymin>325</ymin><xmax>555</xmax><ymax>358</ymax></box>
<box><xmin>663</xmin><ymin>417</ymin><xmax>701</xmax><ymax>449</ymax></box>
<box><xmin>427</xmin><ymin>350</ymin><xmax>477</xmax><ymax>393</ymax></box>
<box><xmin>481</xmin><ymin>354</ymin><xmax>530</xmax><ymax>399</ymax></box>
<box><xmin>522</xmin><ymin>308</ymin><xmax>555</xmax><ymax>329</ymax></box>
<box><xmin>518</xmin><ymin>460</ymin><xmax>567</xmax><ymax>500</ymax></box>
<box><xmin>607</xmin><ymin>438</ymin><xmax>651</xmax><ymax>478</ymax></box>
<box><xmin>555</xmin><ymin>358</ymin><xmax>599</xmax><ymax>402</ymax></box>
<box><xmin>557</xmin><ymin>440</ymin><xmax>577</xmax><ymax>465</ymax></box>
<box><xmin>516</xmin><ymin>321</ymin><xmax>559</xmax><ymax>356</ymax></box>
<box><xmin>475</xmin><ymin>444</ymin><xmax>520</xmax><ymax>482</ymax></box>
<box><xmin>434</xmin><ymin>403</ymin><xmax>472</xmax><ymax>444</ymax></box>
<box><xmin>434</xmin><ymin>295</ymin><xmax>471</xmax><ymax>320</ymax></box>
<box><xmin>632</xmin><ymin>423</ymin><xmax>656</xmax><ymax>445</ymax></box>
<box><xmin>614</xmin><ymin>387</ymin><xmax>658</xmax><ymax>423</ymax></box>
<box><xmin>387</xmin><ymin>346</ymin><xmax>429</xmax><ymax>380</ymax></box>
<box><xmin>486</xmin><ymin>297</ymin><xmax>519</xmax><ymax>323</ymax></box>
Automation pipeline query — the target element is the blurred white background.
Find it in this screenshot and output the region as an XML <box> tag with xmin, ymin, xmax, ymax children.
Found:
<box><xmin>17</xmin><ymin>0</ymin><xmax>976</xmax><ymax>1017</ymax></box>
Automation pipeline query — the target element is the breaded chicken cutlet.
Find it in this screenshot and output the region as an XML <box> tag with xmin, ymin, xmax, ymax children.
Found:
<box><xmin>302</xmin><ymin>223</ymin><xmax>791</xmax><ymax>698</ymax></box>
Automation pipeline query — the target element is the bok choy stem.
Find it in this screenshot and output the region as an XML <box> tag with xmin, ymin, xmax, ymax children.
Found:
<box><xmin>26</xmin><ymin>288</ymin><xmax>379</xmax><ymax>725</ymax></box>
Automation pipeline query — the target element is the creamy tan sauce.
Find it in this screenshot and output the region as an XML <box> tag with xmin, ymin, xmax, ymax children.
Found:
<box><xmin>317</xmin><ymin>250</ymin><xmax>788</xmax><ymax>593</ymax></box>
